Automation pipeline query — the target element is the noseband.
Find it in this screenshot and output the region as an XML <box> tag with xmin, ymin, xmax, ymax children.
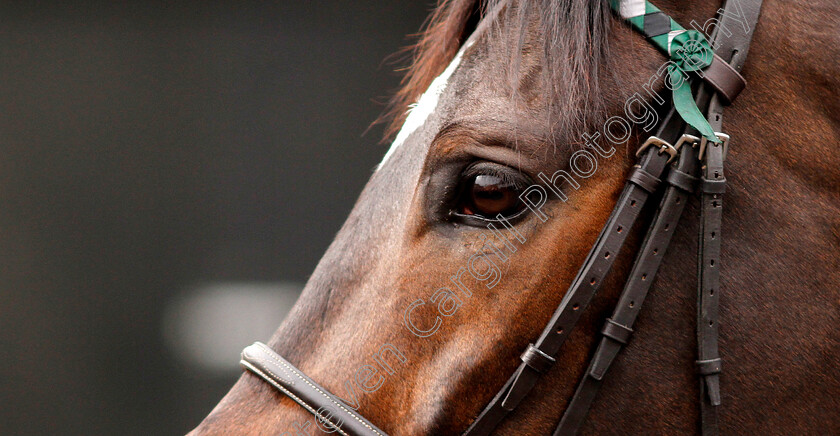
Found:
<box><xmin>239</xmin><ymin>0</ymin><xmax>763</xmax><ymax>434</ymax></box>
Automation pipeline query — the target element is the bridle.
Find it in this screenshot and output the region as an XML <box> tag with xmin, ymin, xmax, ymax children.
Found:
<box><xmin>238</xmin><ymin>0</ymin><xmax>764</xmax><ymax>434</ymax></box>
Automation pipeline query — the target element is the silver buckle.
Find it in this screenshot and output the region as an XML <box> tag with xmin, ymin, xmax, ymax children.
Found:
<box><xmin>698</xmin><ymin>132</ymin><xmax>730</xmax><ymax>161</ymax></box>
<box><xmin>674</xmin><ymin>134</ymin><xmax>700</xmax><ymax>151</ymax></box>
<box><xmin>636</xmin><ymin>136</ymin><xmax>678</xmax><ymax>163</ymax></box>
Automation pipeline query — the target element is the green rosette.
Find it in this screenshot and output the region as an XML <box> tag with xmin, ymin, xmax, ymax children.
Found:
<box><xmin>668</xmin><ymin>30</ymin><xmax>720</xmax><ymax>143</ymax></box>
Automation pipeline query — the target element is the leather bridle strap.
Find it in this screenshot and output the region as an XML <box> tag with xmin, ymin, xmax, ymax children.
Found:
<box><xmin>239</xmin><ymin>1</ymin><xmax>763</xmax><ymax>435</ymax></box>
<box><xmin>554</xmin><ymin>70</ymin><xmax>720</xmax><ymax>433</ymax></box>
<box><xmin>554</xmin><ymin>0</ymin><xmax>762</xmax><ymax>434</ymax></box>
<box><xmin>240</xmin><ymin>342</ymin><xmax>387</xmax><ymax>436</ymax></box>
<box><xmin>465</xmin><ymin>0</ymin><xmax>763</xmax><ymax>434</ymax></box>
<box><xmin>554</xmin><ymin>126</ymin><xmax>701</xmax><ymax>435</ymax></box>
<box><xmin>555</xmin><ymin>0</ymin><xmax>762</xmax><ymax>433</ymax></box>
<box><xmin>695</xmin><ymin>0</ymin><xmax>763</xmax><ymax>433</ymax></box>
<box><xmin>462</xmin><ymin>109</ymin><xmax>682</xmax><ymax>436</ymax></box>
<box><xmin>697</xmin><ymin>122</ymin><xmax>725</xmax><ymax>436</ymax></box>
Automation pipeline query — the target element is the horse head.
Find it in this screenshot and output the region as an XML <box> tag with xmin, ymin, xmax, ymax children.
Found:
<box><xmin>191</xmin><ymin>0</ymin><xmax>840</xmax><ymax>434</ymax></box>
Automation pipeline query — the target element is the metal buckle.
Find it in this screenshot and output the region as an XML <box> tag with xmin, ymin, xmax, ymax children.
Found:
<box><xmin>674</xmin><ymin>134</ymin><xmax>700</xmax><ymax>151</ymax></box>
<box><xmin>698</xmin><ymin>132</ymin><xmax>730</xmax><ymax>161</ymax></box>
<box><xmin>636</xmin><ymin>136</ymin><xmax>678</xmax><ymax>163</ymax></box>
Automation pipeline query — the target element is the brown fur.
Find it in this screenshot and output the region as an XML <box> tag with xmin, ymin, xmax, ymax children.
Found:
<box><xmin>191</xmin><ymin>0</ymin><xmax>840</xmax><ymax>434</ymax></box>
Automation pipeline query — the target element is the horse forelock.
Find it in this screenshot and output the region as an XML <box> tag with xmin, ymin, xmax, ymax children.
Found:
<box><xmin>379</xmin><ymin>0</ymin><xmax>613</xmax><ymax>146</ymax></box>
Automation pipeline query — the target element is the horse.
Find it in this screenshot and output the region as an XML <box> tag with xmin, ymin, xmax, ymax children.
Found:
<box><xmin>189</xmin><ymin>0</ymin><xmax>840</xmax><ymax>434</ymax></box>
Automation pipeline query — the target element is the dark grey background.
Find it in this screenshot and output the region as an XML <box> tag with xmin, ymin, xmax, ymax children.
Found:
<box><xmin>0</xmin><ymin>2</ymin><xmax>428</xmax><ymax>434</ymax></box>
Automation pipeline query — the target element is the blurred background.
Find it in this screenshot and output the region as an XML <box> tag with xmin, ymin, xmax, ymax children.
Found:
<box><xmin>0</xmin><ymin>1</ymin><xmax>428</xmax><ymax>434</ymax></box>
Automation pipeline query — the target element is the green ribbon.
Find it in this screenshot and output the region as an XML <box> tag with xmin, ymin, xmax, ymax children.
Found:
<box><xmin>609</xmin><ymin>0</ymin><xmax>722</xmax><ymax>143</ymax></box>
<box><xmin>667</xmin><ymin>30</ymin><xmax>720</xmax><ymax>143</ymax></box>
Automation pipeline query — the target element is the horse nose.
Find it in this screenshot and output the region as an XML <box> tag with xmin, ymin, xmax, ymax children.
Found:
<box><xmin>188</xmin><ymin>371</ymin><xmax>316</xmax><ymax>435</ymax></box>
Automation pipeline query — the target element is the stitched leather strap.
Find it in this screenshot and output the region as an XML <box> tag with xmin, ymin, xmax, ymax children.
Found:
<box><xmin>242</xmin><ymin>1</ymin><xmax>764</xmax><ymax>434</ymax></box>
<box><xmin>696</xmin><ymin>1</ymin><xmax>763</xmax><ymax>434</ymax></box>
<box><xmin>697</xmin><ymin>130</ymin><xmax>725</xmax><ymax>433</ymax></box>
<box><xmin>462</xmin><ymin>108</ymin><xmax>682</xmax><ymax>436</ymax></box>
<box><xmin>554</xmin><ymin>130</ymin><xmax>700</xmax><ymax>435</ymax></box>
<box><xmin>240</xmin><ymin>342</ymin><xmax>388</xmax><ymax>436</ymax></box>
<box><xmin>552</xmin><ymin>0</ymin><xmax>763</xmax><ymax>433</ymax></box>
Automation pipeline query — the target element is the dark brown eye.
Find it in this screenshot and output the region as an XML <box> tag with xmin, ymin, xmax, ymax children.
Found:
<box><xmin>456</xmin><ymin>165</ymin><xmax>529</xmax><ymax>220</ymax></box>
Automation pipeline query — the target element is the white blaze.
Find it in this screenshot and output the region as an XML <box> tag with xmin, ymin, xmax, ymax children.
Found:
<box><xmin>378</xmin><ymin>41</ymin><xmax>474</xmax><ymax>168</ymax></box>
<box><xmin>618</xmin><ymin>0</ymin><xmax>646</xmax><ymax>18</ymax></box>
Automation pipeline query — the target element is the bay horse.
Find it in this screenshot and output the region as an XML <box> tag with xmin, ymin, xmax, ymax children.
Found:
<box><xmin>190</xmin><ymin>0</ymin><xmax>840</xmax><ymax>434</ymax></box>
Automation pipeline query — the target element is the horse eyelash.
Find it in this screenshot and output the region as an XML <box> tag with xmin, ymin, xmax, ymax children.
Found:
<box><xmin>461</xmin><ymin>162</ymin><xmax>530</xmax><ymax>189</ymax></box>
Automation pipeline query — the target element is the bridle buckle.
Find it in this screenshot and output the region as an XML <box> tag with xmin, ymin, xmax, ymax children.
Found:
<box><xmin>698</xmin><ymin>132</ymin><xmax>730</xmax><ymax>161</ymax></box>
<box><xmin>636</xmin><ymin>136</ymin><xmax>678</xmax><ymax>163</ymax></box>
<box><xmin>674</xmin><ymin>134</ymin><xmax>700</xmax><ymax>151</ymax></box>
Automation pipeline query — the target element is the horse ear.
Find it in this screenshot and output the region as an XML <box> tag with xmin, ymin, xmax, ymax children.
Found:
<box><xmin>376</xmin><ymin>0</ymin><xmax>483</xmax><ymax>143</ymax></box>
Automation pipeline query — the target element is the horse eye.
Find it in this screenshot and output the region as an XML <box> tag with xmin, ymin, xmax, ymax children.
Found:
<box><xmin>457</xmin><ymin>172</ymin><xmax>527</xmax><ymax>219</ymax></box>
